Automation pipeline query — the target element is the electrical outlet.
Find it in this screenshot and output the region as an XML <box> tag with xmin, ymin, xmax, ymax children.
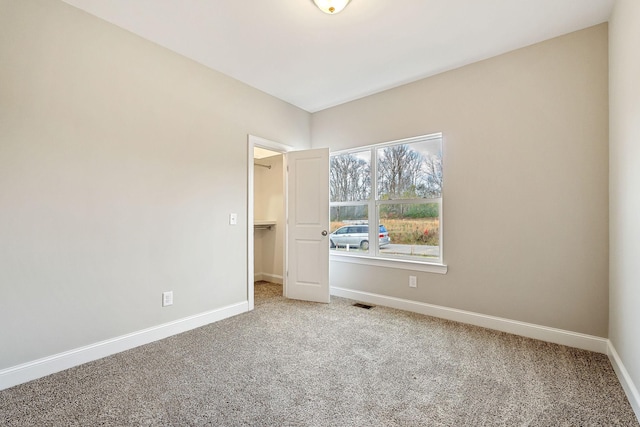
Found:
<box><xmin>162</xmin><ymin>291</ymin><xmax>173</xmax><ymax>307</ymax></box>
<box><xmin>409</xmin><ymin>276</ymin><xmax>417</xmax><ymax>288</ymax></box>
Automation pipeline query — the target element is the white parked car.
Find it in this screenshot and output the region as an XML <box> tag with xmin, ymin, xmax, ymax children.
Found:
<box><xmin>329</xmin><ymin>224</ymin><xmax>391</xmax><ymax>250</ymax></box>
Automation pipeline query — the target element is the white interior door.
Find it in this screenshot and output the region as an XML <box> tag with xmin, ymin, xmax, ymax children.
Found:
<box><xmin>286</xmin><ymin>148</ymin><xmax>330</xmax><ymax>303</ymax></box>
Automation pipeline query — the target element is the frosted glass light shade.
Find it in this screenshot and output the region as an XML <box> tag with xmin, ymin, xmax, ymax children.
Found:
<box><xmin>313</xmin><ymin>0</ymin><xmax>351</xmax><ymax>14</ymax></box>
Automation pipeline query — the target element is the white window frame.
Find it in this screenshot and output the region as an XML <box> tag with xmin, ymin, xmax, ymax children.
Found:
<box><xmin>329</xmin><ymin>133</ymin><xmax>447</xmax><ymax>274</ymax></box>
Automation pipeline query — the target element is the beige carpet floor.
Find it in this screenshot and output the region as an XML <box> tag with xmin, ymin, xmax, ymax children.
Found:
<box><xmin>1</xmin><ymin>281</ymin><xmax>638</xmax><ymax>426</ymax></box>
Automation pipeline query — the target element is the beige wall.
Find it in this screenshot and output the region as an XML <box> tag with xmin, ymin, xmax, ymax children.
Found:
<box><xmin>0</xmin><ymin>0</ymin><xmax>310</xmax><ymax>369</ymax></box>
<box><xmin>609</xmin><ymin>0</ymin><xmax>640</xmax><ymax>411</ymax></box>
<box><xmin>313</xmin><ymin>25</ymin><xmax>609</xmax><ymax>337</ymax></box>
<box><xmin>254</xmin><ymin>154</ymin><xmax>285</xmax><ymax>281</ymax></box>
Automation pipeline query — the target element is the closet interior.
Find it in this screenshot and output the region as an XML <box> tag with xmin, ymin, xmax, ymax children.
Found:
<box><xmin>253</xmin><ymin>147</ymin><xmax>284</xmax><ymax>287</ymax></box>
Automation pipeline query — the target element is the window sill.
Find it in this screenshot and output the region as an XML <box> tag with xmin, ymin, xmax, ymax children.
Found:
<box><xmin>329</xmin><ymin>253</ymin><xmax>448</xmax><ymax>274</ymax></box>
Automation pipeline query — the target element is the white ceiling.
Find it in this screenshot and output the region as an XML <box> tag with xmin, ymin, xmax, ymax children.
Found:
<box><xmin>61</xmin><ymin>0</ymin><xmax>614</xmax><ymax>113</ymax></box>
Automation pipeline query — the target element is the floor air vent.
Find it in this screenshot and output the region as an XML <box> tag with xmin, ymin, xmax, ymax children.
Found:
<box><xmin>353</xmin><ymin>303</ymin><xmax>374</xmax><ymax>309</ymax></box>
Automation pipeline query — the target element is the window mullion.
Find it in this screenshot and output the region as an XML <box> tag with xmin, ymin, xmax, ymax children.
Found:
<box><xmin>371</xmin><ymin>147</ymin><xmax>379</xmax><ymax>256</ymax></box>
<box><xmin>330</xmin><ymin>200</ymin><xmax>369</xmax><ymax>207</ymax></box>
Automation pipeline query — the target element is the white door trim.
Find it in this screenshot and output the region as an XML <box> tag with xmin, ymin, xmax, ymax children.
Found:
<box><xmin>247</xmin><ymin>135</ymin><xmax>291</xmax><ymax>310</ymax></box>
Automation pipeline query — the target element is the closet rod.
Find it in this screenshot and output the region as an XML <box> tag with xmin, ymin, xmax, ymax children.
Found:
<box><xmin>254</xmin><ymin>163</ymin><xmax>271</xmax><ymax>169</ymax></box>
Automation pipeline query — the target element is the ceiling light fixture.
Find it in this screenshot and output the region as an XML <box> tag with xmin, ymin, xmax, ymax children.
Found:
<box><xmin>313</xmin><ymin>0</ymin><xmax>351</xmax><ymax>14</ymax></box>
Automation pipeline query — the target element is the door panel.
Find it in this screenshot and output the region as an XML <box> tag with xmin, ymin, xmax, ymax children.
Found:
<box><xmin>286</xmin><ymin>148</ymin><xmax>329</xmax><ymax>303</ymax></box>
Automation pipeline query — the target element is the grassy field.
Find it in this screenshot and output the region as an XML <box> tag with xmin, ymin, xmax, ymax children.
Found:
<box><xmin>331</xmin><ymin>218</ymin><xmax>440</xmax><ymax>246</ymax></box>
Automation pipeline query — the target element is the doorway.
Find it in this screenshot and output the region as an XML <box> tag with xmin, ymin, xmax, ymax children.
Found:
<box><xmin>253</xmin><ymin>149</ymin><xmax>284</xmax><ymax>294</ymax></box>
<box><xmin>247</xmin><ymin>135</ymin><xmax>331</xmax><ymax>310</ymax></box>
<box><xmin>247</xmin><ymin>136</ymin><xmax>290</xmax><ymax>310</ymax></box>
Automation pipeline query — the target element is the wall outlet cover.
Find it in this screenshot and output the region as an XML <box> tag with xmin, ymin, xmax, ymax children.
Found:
<box><xmin>409</xmin><ymin>276</ymin><xmax>417</xmax><ymax>288</ymax></box>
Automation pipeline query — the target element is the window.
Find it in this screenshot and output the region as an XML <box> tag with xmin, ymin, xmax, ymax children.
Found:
<box><xmin>329</xmin><ymin>134</ymin><xmax>444</xmax><ymax>267</ymax></box>
<box><xmin>330</xmin><ymin>149</ymin><xmax>371</xmax><ymax>253</ymax></box>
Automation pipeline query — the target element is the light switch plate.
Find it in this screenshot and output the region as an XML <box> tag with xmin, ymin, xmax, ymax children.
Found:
<box><xmin>162</xmin><ymin>291</ymin><xmax>173</xmax><ymax>307</ymax></box>
<box><xmin>229</xmin><ymin>213</ymin><xmax>238</xmax><ymax>225</ymax></box>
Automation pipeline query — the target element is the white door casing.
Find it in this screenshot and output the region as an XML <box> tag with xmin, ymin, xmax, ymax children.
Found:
<box><xmin>285</xmin><ymin>148</ymin><xmax>330</xmax><ymax>303</ymax></box>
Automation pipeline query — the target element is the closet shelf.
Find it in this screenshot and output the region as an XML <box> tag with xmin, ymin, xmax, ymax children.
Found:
<box><xmin>254</xmin><ymin>220</ymin><xmax>276</xmax><ymax>230</ymax></box>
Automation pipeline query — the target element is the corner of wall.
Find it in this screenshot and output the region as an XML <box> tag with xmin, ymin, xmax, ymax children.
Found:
<box><xmin>608</xmin><ymin>341</ymin><xmax>640</xmax><ymax>422</ymax></box>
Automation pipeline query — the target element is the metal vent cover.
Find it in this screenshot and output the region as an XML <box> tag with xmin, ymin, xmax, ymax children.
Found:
<box><xmin>353</xmin><ymin>303</ymin><xmax>374</xmax><ymax>310</ymax></box>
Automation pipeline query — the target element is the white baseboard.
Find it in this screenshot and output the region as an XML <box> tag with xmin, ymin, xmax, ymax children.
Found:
<box><xmin>254</xmin><ymin>272</ymin><xmax>283</xmax><ymax>285</ymax></box>
<box><xmin>0</xmin><ymin>301</ymin><xmax>248</xmax><ymax>391</ymax></box>
<box><xmin>608</xmin><ymin>342</ymin><xmax>640</xmax><ymax>422</ymax></box>
<box><xmin>330</xmin><ymin>287</ymin><xmax>608</xmax><ymax>354</ymax></box>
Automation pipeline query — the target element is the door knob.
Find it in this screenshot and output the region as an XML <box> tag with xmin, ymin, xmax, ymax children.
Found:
<box><xmin>321</xmin><ymin>230</ymin><xmax>328</xmax><ymax>236</ymax></box>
